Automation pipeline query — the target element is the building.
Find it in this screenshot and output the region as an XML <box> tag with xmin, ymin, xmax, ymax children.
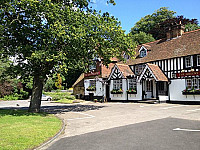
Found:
<box><xmin>108</xmin><ymin>23</ymin><xmax>200</xmax><ymax>102</ymax></box>
<box><xmin>83</xmin><ymin>59</ymin><xmax>116</xmax><ymax>101</ymax></box>
<box><xmin>73</xmin><ymin>23</ymin><xmax>200</xmax><ymax>102</ymax></box>
<box><xmin>72</xmin><ymin>73</ymin><xmax>85</xmax><ymax>99</ymax></box>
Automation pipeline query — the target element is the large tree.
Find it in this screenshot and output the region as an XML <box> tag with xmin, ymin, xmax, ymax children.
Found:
<box><xmin>130</xmin><ymin>7</ymin><xmax>200</xmax><ymax>40</ymax></box>
<box><xmin>128</xmin><ymin>31</ymin><xmax>155</xmax><ymax>45</ymax></box>
<box><xmin>150</xmin><ymin>15</ymin><xmax>200</xmax><ymax>39</ymax></box>
<box><xmin>130</xmin><ymin>7</ymin><xmax>176</xmax><ymax>39</ymax></box>
<box><xmin>0</xmin><ymin>0</ymin><xmax>135</xmax><ymax>112</ymax></box>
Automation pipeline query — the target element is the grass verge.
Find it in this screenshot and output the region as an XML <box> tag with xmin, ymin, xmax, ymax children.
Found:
<box><xmin>44</xmin><ymin>91</ymin><xmax>85</xmax><ymax>104</ymax></box>
<box><xmin>44</xmin><ymin>91</ymin><xmax>75</xmax><ymax>101</ymax></box>
<box><xmin>0</xmin><ymin>109</ymin><xmax>62</xmax><ymax>150</ymax></box>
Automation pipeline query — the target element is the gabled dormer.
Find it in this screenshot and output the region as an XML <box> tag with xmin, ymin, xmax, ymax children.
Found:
<box><xmin>139</xmin><ymin>46</ymin><xmax>148</xmax><ymax>58</ymax></box>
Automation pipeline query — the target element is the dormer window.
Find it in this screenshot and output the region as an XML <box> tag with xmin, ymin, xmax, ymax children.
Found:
<box><xmin>140</xmin><ymin>49</ymin><xmax>147</xmax><ymax>57</ymax></box>
<box><xmin>139</xmin><ymin>46</ymin><xmax>148</xmax><ymax>58</ymax></box>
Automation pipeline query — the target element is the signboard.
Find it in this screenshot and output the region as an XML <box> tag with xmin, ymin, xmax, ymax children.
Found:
<box><xmin>84</xmin><ymin>71</ymin><xmax>100</xmax><ymax>77</ymax></box>
<box><xmin>176</xmin><ymin>71</ymin><xmax>200</xmax><ymax>77</ymax></box>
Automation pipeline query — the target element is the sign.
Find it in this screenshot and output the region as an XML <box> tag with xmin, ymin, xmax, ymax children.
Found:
<box><xmin>84</xmin><ymin>71</ymin><xmax>100</xmax><ymax>77</ymax></box>
<box><xmin>176</xmin><ymin>71</ymin><xmax>200</xmax><ymax>77</ymax></box>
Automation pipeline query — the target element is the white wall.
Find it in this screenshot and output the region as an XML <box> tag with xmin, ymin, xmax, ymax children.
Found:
<box><xmin>110</xmin><ymin>79</ymin><xmax>127</xmax><ymax>100</ymax></box>
<box><xmin>169</xmin><ymin>79</ymin><xmax>200</xmax><ymax>101</ymax></box>
<box><xmin>84</xmin><ymin>79</ymin><xmax>104</xmax><ymax>96</ymax></box>
<box><xmin>128</xmin><ymin>83</ymin><xmax>142</xmax><ymax>100</ymax></box>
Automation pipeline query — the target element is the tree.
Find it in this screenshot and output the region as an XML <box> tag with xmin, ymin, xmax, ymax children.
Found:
<box><xmin>128</xmin><ymin>31</ymin><xmax>155</xmax><ymax>45</ymax></box>
<box><xmin>130</xmin><ymin>7</ymin><xmax>200</xmax><ymax>40</ymax></box>
<box><xmin>150</xmin><ymin>15</ymin><xmax>200</xmax><ymax>39</ymax></box>
<box><xmin>0</xmin><ymin>0</ymin><xmax>135</xmax><ymax>112</ymax></box>
<box><xmin>185</xmin><ymin>23</ymin><xmax>200</xmax><ymax>32</ymax></box>
<box><xmin>130</xmin><ymin>7</ymin><xmax>176</xmax><ymax>39</ymax></box>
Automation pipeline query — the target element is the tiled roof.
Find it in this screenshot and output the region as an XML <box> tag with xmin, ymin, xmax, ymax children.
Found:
<box><xmin>147</xmin><ymin>63</ymin><xmax>168</xmax><ymax>82</ymax></box>
<box><xmin>116</xmin><ymin>63</ymin><xmax>134</xmax><ymax>77</ymax></box>
<box><xmin>126</xmin><ymin>29</ymin><xmax>200</xmax><ymax>65</ymax></box>
<box><xmin>101</xmin><ymin>63</ymin><xmax>115</xmax><ymax>78</ymax></box>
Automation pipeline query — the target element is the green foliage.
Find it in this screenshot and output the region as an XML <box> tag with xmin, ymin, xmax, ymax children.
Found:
<box><xmin>128</xmin><ymin>31</ymin><xmax>155</xmax><ymax>45</ymax></box>
<box><xmin>86</xmin><ymin>86</ymin><xmax>96</xmax><ymax>91</ymax></box>
<box><xmin>130</xmin><ymin>7</ymin><xmax>176</xmax><ymax>38</ymax></box>
<box><xmin>44</xmin><ymin>77</ymin><xmax>55</xmax><ymax>92</ymax></box>
<box><xmin>185</xmin><ymin>23</ymin><xmax>200</xmax><ymax>32</ymax></box>
<box><xmin>0</xmin><ymin>0</ymin><xmax>134</xmax><ymax>111</ymax></box>
<box><xmin>44</xmin><ymin>91</ymin><xmax>75</xmax><ymax>101</ymax></box>
<box><xmin>130</xmin><ymin>7</ymin><xmax>200</xmax><ymax>40</ymax></box>
<box><xmin>55</xmin><ymin>73</ymin><xmax>62</xmax><ymax>90</ymax></box>
<box><xmin>0</xmin><ymin>109</ymin><xmax>61</xmax><ymax>150</ymax></box>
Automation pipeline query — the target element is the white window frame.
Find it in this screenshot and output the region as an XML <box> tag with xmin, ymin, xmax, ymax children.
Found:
<box><xmin>185</xmin><ymin>78</ymin><xmax>200</xmax><ymax>90</ymax></box>
<box><xmin>113</xmin><ymin>79</ymin><xmax>122</xmax><ymax>90</ymax></box>
<box><xmin>185</xmin><ymin>56</ymin><xmax>193</xmax><ymax>68</ymax></box>
<box><xmin>197</xmin><ymin>55</ymin><xmax>200</xmax><ymax>66</ymax></box>
<box><xmin>89</xmin><ymin>80</ymin><xmax>96</xmax><ymax>87</ymax></box>
<box><xmin>129</xmin><ymin>78</ymin><xmax>137</xmax><ymax>89</ymax></box>
<box><xmin>140</xmin><ymin>49</ymin><xmax>147</xmax><ymax>58</ymax></box>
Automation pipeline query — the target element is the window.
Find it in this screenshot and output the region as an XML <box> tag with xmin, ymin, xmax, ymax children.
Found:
<box><xmin>113</xmin><ymin>80</ymin><xmax>122</xmax><ymax>90</ymax></box>
<box><xmin>89</xmin><ymin>80</ymin><xmax>96</xmax><ymax>87</ymax></box>
<box><xmin>185</xmin><ymin>56</ymin><xmax>193</xmax><ymax>68</ymax></box>
<box><xmin>135</xmin><ymin>65</ymin><xmax>145</xmax><ymax>75</ymax></box>
<box><xmin>89</xmin><ymin>61</ymin><xmax>96</xmax><ymax>70</ymax></box>
<box><xmin>197</xmin><ymin>55</ymin><xmax>200</xmax><ymax>66</ymax></box>
<box><xmin>185</xmin><ymin>78</ymin><xmax>200</xmax><ymax>90</ymax></box>
<box><xmin>129</xmin><ymin>78</ymin><xmax>137</xmax><ymax>89</ymax></box>
<box><xmin>146</xmin><ymin>80</ymin><xmax>152</xmax><ymax>91</ymax></box>
<box><xmin>140</xmin><ymin>49</ymin><xmax>147</xmax><ymax>58</ymax></box>
<box><xmin>192</xmin><ymin>78</ymin><xmax>198</xmax><ymax>89</ymax></box>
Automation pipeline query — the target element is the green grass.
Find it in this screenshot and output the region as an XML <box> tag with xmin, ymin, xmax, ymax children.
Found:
<box><xmin>44</xmin><ymin>91</ymin><xmax>85</xmax><ymax>104</ymax></box>
<box><xmin>53</xmin><ymin>98</ymin><xmax>74</xmax><ymax>104</ymax></box>
<box><xmin>44</xmin><ymin>91</ymin><xmax>75</xmax><ymax>101</ymax></box>
<box><xmin>0</xmin><ymin>109</ymin><xmax>62</xmax><ymax>150</ymax></box>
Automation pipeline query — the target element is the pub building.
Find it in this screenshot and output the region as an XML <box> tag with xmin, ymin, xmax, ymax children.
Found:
<box><xmin>75</xmin><ymin>23</ymin><xmax>200</xmax><ymax>102</ymax></box>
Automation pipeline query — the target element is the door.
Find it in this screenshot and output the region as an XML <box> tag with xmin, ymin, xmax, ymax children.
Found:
<box><xmin>145</xmin><ymin>80</ymin><xmax>153</xmax><ymax>99</ymax></box>
<box><xmin>106</xmin><ymin>84</ymin><xmax>110</xmax><ymax>100</ymax></box>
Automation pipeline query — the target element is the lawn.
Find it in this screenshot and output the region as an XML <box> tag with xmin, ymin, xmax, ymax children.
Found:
<box><xmin>44</xmin><ymin>91</ymin><xmax>84</xmax><ymax>104</ymax></box>
<box><xmin>0</xmin><ymin>109</ymin><xmax>62</xmax><ymax>150</ymax></box>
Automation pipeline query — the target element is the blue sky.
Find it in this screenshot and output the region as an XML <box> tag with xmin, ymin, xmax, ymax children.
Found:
<box><xmin>89</xmin><ymin>0</ymin><xmax>200</xmax><ymax>33</ymax></box>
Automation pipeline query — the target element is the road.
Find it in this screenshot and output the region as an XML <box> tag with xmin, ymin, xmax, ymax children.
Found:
<box><xmin>1</xmin><ymin>100</ymin><xmax>200</xmax><ymax>150</ymax></box>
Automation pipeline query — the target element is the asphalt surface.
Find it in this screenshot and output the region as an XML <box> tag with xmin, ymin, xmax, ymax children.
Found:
<box><xmin>47</xmin><ymin>117</ymin><xmax>200</xmax><ymax>150</ymax></box>
<box><xmin>1</xmin><ymin>100</ymin><xmax>200</xmax><ymax>150</ymax></box>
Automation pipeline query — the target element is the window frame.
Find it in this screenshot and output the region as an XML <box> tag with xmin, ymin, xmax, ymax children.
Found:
<box><xmin>146</xmin><ymin>80</ymin><xmax>152</xmax><ymax>92</ymax></box>
<box><xmin>140</xmin><ymin>49</ymin><xmax>147</xmax><ymax>58</ymax></box>
<box><xmin>129</xmin><ymin>78</ymin><xmax>137</xmax><ymax>90</ymax></box>
<box><xmin>197</xmin><ymin>55</ymin><xmax>200</xmax><ymax>66</ymax></box>
<box><xmin>113</xmin><ymin>79</ymin><xmax>123</xmax><ymax>90</ymax></box>
<box><xmin>185</xmin><ymin>78</ymin><xmax>200</xmax><ymax>90</ymax></box>
<box><xmin>89</xmin><ymin>80</ymin><xmax>96</xmax><ymax>87</ymax></box>
<box><xmin>185</xmin><ymin>56</ymin><xmax>193</xmax><ymax>68</ymax></box>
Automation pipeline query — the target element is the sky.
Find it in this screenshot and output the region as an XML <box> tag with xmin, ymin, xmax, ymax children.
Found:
<box><xmin>89</xmin><ymin>0</ymin><xmax>200</xmax><ymax>33</ymax></box>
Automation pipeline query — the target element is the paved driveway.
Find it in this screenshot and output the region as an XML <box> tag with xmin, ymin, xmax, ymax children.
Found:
<box><xmin>45</xmin><ymin>102</ymin><xmax>200</xmax><ymax>150</ymax></box>
<box><xmin>1</xmin><ymin>100</ymin><xmax>200</xmax><ymax>149</ymax></box>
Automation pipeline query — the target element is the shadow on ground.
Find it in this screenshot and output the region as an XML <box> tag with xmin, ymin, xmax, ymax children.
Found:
<box><xmin>41</xmin><ymin>104</ymin><xmax>106</xmax><ymax>114</ymax></box>
<box><xmin>0</xmin><ymin>104</ymin><xmax>105</xmax><ymax>115</ymax></box>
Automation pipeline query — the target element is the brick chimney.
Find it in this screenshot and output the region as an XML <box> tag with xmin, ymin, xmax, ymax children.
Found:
<box><xmin>166</xmin><ymin>21</ymin><xmax>185</xmax><ymax>40</ymax></box>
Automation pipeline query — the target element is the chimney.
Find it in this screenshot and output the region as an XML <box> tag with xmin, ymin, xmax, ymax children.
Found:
<box><xmin>166</xmin><ymin>21</ymin><xmax>185</xmax><ymax>40</ymax></box>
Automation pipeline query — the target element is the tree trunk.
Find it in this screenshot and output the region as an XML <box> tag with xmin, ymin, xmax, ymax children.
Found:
<box><xmin>28</xmin><ymin>75</ymin><xmax>44</xmax><ymax>113</ymax></box>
